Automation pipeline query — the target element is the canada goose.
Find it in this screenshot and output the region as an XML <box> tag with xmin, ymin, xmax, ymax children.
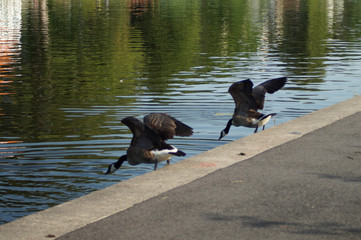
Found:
<box><xmin>106</xmin><ymin>113</ymin><xmax>193</xmax><ymax>174</ymax></box>
<box><xmin>219</xmin><ymin>77</ymin><xmax>287</xmax><ymax>140</ymax></box>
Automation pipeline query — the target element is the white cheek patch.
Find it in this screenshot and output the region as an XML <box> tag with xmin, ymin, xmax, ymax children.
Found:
<box><xmin>110</xmin><ymin>164</ymin><xmax>118</xmax><ymax>173</ymax></box>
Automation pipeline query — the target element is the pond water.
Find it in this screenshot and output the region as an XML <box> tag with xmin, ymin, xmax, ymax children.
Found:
<box><xmin>1</xmin><ymin>0</ymin><xmax>361</xmax><ymax>224</ymax></box>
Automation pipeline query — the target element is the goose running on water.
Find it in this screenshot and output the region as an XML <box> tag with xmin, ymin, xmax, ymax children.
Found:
<box><xmin>219</xmin><ymin>77</ymin><xmax>287</xmax><ymax>140</ymax></box>
<box><xmin>106</xmin><ymin>113</ymin><xmax>193</xmax><ymax>174</ymax></box>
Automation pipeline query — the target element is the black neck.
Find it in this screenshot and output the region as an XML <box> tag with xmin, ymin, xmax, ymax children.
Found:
<box><xmin>224</xmin><ymin>119</ymin><xmax>233</xmax><ymax>134</ymax></box>
<box><xmin>115</xmin><ymin>155</ymin><xmax>127</xmax><ymax>168</ymax></box>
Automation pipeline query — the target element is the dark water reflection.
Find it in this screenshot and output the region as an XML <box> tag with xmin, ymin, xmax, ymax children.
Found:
<box><xmin>1</xmin><ymin>0</ymin><xmax>361</xmax><ymax>224</ymax></box>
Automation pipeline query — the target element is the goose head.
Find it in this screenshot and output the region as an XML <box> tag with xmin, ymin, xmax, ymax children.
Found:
<box><xmin>218</xmin><ymin>130</ymin><xmax>227</xmax><ymax>140</ymax></box>
<box><xmin>218</xmin><ymin>119</ymin><xmax>233</xmax><ymax>140</ymax></box>
<box><xmin>105</xmin><ymin>155</ymin><xmax>127</xmax><ymax>174</ymax></box>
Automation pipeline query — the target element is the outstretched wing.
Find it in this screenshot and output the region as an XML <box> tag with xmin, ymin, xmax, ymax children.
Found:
<box><xmin>122</xmin><ymin>116</ymin><xmax>162</xmax><ymax>149</ymax></box>
<box><xmin>252</xmin><ymin>77</ymin><xmax>287</xmax><ymax>110</ymax></box>
<box><xmin>228</xmin><ymin>79</ymin><xmax>258</xmax><ymax>115</ymax></box>
<box><xmin>172</xmin><ymin>117</ymin><xmax>193</xmax><ymax>137</ymax></box>
<box><xmin>144</xmin><ymin>113</ymin><xmax>193</xmax><ymax>140</ymax></box>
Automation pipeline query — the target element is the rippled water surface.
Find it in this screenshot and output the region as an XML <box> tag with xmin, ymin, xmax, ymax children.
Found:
<box><xmin>1</xmin><ymin>0</ymin><xmax>361</xmax><ymax>224</ymax></box>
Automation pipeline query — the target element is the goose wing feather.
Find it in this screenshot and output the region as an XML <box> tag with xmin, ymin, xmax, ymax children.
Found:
<box><xmin>144</xmin><ymin>113</ymin><xmax>193</xmax><ymax>139</ymax></box>
<box><xmin>132</xmin><ymin>134</ymin><xmax>157</xmax><ymax>150</ymax></box>
<box><xmin>172</xmin><ymin>118</ymin><xmax>193</xmax><ymax>137</ymax></box>
<box><xmin>228</xmin><ymin>79</ymin><xmax>258</xmax><ymax>115</ymax></box>
<box><xmin>252</xmin><ymin>77</ymin><xmax>287</xmax><ymax>110</ymax></box>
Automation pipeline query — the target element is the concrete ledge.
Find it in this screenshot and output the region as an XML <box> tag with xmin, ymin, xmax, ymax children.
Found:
<box><xmin>1</xmin><ymin>95</ymin><xmax>361</xmax><ymax>240</ymax></box>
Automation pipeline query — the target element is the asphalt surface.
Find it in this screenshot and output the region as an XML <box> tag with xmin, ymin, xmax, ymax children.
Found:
<box><xmin>58</xmin><ymin>112</ymin><xmax>361</xmax><ymax>240</ymax></box>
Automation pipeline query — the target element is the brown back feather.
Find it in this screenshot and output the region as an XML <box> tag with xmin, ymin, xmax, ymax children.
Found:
<box><xmin>144</xmin><ymin>113</ymin><xmax>193</xmax><ymax>140</ymax></box>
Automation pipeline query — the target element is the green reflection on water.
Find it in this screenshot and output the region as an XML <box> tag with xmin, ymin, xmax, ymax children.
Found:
<box><xmin>1</xmin><ymin>0</ymin><xmax>361</xmax><ymax>224</ymax></box>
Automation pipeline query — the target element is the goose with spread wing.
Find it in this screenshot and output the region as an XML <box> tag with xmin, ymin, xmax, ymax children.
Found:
<box><xmin>106</xmin><ymin>113</ymin><xmax>193</xmax><ymax>174</ymax></box>
<box><xmin>219</xmin><ymin>77</ymin><xmax>287</xmax><ymax>140</ymax></box>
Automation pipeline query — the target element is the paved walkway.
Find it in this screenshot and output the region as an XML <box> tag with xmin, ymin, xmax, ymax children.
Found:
<box><xmin>59</xmin><ymin>111</ymin><xmax>361</xmax><ymax>240</ymax></box>
<box><xmin>1</xmin><ymin>96</ymin><xmax>361</xmax><ymax>240</ymax></box>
